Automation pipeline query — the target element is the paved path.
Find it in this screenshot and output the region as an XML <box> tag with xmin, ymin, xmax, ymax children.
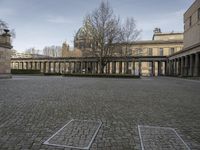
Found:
<box><xmin>0</xmin><ymin>76</ymin><xmax>200</xmax><ymax>150</ymax></box>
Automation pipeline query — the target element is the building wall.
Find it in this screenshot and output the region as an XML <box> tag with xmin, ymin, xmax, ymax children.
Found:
<box><xmin>0</xmin><ymin>34</ymin><xmax>12</xmax><ymax>78</ymax></box>
<box><xmin>153</xmin><ymin>33</ymin><xmax>183</xmax><ymax>41</ymax></box>
<box><xmin>184</xmin><ymin>0</ymin><xmax>200</xmax><ymax>48</ymax></box>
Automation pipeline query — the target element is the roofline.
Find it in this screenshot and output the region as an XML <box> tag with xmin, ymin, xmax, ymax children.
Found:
<box><xmin>184</xmin><ymin>0</ymin><xmax>198</xmax><ymax>18</ymax></box>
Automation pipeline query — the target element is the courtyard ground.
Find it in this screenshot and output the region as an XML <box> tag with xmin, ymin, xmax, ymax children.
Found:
<box><xmin>0</xmin><ymin>76</ymin><xmax>200</xmax><ymax>150</ymax></box>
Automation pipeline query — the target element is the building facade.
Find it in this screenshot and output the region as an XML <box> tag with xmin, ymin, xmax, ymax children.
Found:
<box><xmin>74</xmin><ymin>28</ymin><xmax>183</xmax><ymax>76</ymax></box>
<box><xmin>0</xmin><ymin>32</ymin><xmax>12</xmax><ymax>78</ymax></box>
<box><xmin>167</xmin><ymin>0</ymin><xmax>200</xmax><ymax>77</ymax></box>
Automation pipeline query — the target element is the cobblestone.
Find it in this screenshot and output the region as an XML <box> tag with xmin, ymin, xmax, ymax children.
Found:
<box><xmin>0</xmin><ymin>76</ymin><xmax>200</xmax><ymax>149</ymax></box>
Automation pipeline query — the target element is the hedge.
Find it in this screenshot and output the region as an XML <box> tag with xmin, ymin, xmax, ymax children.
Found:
<box><xmin>62</xmin><ymin>73</ymin><xmax>140</xmax><ymax>79</ymax></box>
<box><xmin>11</xmin><ymin>69</ymin><xmax>41</xmax><ymax>74</ymax></box>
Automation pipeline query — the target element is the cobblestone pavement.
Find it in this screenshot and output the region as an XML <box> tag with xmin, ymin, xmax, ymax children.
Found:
<box><xmin>0</xmin><ymin>76</ymin><xmax>200</xmax><ymax>150</ymax></box>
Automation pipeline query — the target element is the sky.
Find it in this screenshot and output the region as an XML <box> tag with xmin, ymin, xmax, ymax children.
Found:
<box><xmin>0</xmin><ymin>0</ymin><xmax>195</xmax><ymax>52</ymax></box>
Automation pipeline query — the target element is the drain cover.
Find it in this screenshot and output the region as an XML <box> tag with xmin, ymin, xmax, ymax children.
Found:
<box><xmin>44</xmin><ymin>119</ymin><xmax>102</xmax><ymax>149</ymax></box>
<box><xmin>138</xmin><ymin>125</ymin><xmax>190</xmax><ymax>150</ymax></box>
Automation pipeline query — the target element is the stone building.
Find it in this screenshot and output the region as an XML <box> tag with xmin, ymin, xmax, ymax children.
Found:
<box><xmin>0</xmin><ymin>31</ymin><xmax>12</xmax><ymax>78</ymax></box>
<box><xmin>74</xmin><ymin>28</ymin><xmax>183</xmax><ymax>75</ymax></box>
<box><xmin>128</xmin><ymin>30</ymin><xmax>183</xmax><ymax>75</ymax></box>
<box><xmin>61</xmin><ymin>41</ymin><xmax>82</xmax><ymax>57</ymax></box>
<box><xmin>167</xmin><ymin>0</ymin><xmax>200</xmax><ymax>77</ymax></box>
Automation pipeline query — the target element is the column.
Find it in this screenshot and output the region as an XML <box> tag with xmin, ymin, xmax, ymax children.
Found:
<box><xmin>178</xmin><ymin>58</ymin><xmax>181</xmax><ymax>76</ymax></box>
<box><xmin>48</xmin><ymin>62</ymin><xmax>51</xmax><ymax>73</ymax></box>
<box><xmin>58</xmin><ymin>62</ymin><xmax>61</xmax><ymax>73</ymax></box>
<box><xmin>107</xmin><ymin>62</ymin><xmax>110</xmax><ymax>74</ymax></box>
<box><xmin>174</xmin><ymin>59</ymin><xmax>177</xmax><ymax>76</ymax></box>
<box><xmin>152</xmin><ymin>61</ymin><xmax>155</xmax><ymax>76</ymax></box>
<box><xmin>132</xmin><ymin>61</ymin><xmax>135</xmax><ymax>75</ymax></box>
<box><xmin>189</xmin><ymin>54</ymin><xmax>194</xmax><ymax>76</ymax></box>
<box><xmin>184</xmin><ymin>56</ymin><xmax>189</xmax><ymax>76</ymax></box>
<box><xmin>158</xmin><ymin>61</ymin><xmax>162</xmax><ymax>76</ymax></box>
<box><xmin>125</xmin><ymin>61</ymin><xmax>129</xmax><ymax>74</ymax></box>
<box><xmin>96</xmin><ymin>62</ymin><xmax>99</xmax><ymax>74</ymax></box>
<box><xmin>43</xmin><ymin>62</ymin><xmax>46</xmax><ymax>73</ymax></box>
<box><xmin>21</xmin><ymin>62</ymin><xmax>24</xmax><ymax>70</ymax></box>
<box><xmin>119</xmin><ymin>61</ymin><xmax>122</xmax><ymax>74</ymax></box>
<box><xmin>80</xmin><ymin>62</ymin><xmax>83</xmax><ymax>74</ymax></box>
<box><xmin>112</xmin><ymin>62</ymin><xmax>116</xmax><ymax>74</ymax></box>
<box><xmin>194</xmin><ymin>53</ymin><xmax>200</xmax><ymax>76</ymax></box>
<box><xmin>181</xmin><ymin>57</ymin><xmax>184</xmax><ymax>76</ymax></box>
<box><xmin>64</xmin><ymin>62</ymin><xmax>67</xmax><ymax>74</ymax></box>
<box><xmin>69</xmin><ymin>62</ymin><xmax>72</xmax><ymax>73</ymax></box>
<box><xmin>39</xmin><ymin>62</ymin><xmax>42</xmax><ymax>72</ymax></box>
<box><xmin>139</xmin><ymin>61</ymin><xmax>142</xmax><ymax>76</ymax></box>
<box><xmin>29</xmin><ymin>62</ymin><xmax>32</xmax><ymax>70</ymax></box>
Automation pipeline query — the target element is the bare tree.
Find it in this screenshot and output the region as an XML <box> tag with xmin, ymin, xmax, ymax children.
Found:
<box><xmin>120</xmin><ymin>18</ymin><xmax>141</xmax><ymax>57</ymax></box>
<box><xmin>25</xmin><ymin>47</ymin><xmax>40</xmax><ymax>55</ymax></box>
<box><xmin>83</xmin><ymin>1</ymin><xmax>121</xmax><ymax>73</ymax></box>
<box><xmin>43</xmin><ymin>46</ymin><xmax>61</xmax><ymax>57</ymax></box>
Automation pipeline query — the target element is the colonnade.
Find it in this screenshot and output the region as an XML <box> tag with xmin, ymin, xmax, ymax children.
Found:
<box><xmin>167</xmin><ymin>52</ymin><xmax>200</xmax><ymax>77</ymax></box>
<box><xmin>11</xmin><ymin>59</ymin><xmax>167</xmax><ymax>76</ymax></box>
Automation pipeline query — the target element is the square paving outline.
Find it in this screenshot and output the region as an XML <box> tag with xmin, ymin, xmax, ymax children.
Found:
<box><xmin>43</xmin><ymin>119</ymin><xmax>102</xmax><ymax>150</ymax></box>
<box><xmin>138</xmin><ymin>125</ymin><xmax>191</xmax><ymax>150</ymax></box>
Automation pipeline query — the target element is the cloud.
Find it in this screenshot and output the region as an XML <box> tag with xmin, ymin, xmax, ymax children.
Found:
<box><xmin>46</xmin><ymin>16</ymin><xmax>73</xmax><ymax>24</ymax></box>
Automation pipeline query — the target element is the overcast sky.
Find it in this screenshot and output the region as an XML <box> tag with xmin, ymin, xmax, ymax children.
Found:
<box><xmin>0</xmin><ymin>0</ymin><xmax>195</xmax><ymax>52</ymax></box>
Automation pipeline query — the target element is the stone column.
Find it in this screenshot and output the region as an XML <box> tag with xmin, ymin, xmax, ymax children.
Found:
<box><xmin>107</xmin><ymin>62</ymin><xmax>110</xmax><ymax>74</ymax></box>
<box><xmin>152</xmin><ymin>61</ymin><xmax>155</xmax><ymax>76</ymax></box>
<box><xmin>68</xmin><ymin>62</ymin><xmax>72</xmax><ymax>73</ymax></box>
<box><xmin>125</xmin><ymin>61</ymin><xmax>129</xmax><ymax>74</ymax></box>
<box><xmin>96</xmin><ymin>62</ymin><xmax>99</xmax><ymax>74</ymax></box>
<box><xmin>64</xmin><ymin>62</ymin><xmax>67</xmax><ymax>73</ymax></box>
<box><xmin>139</xmin><ymin>61</ymin><xmax>142</xmax><ymax>76</ymax></box>
<box><xmin>119</xmin><ymin>61</ymin><xmax>122</xmax><ymax>74</ymax></box>
<box><xmin>174</xmin><ymin>59</ymin><xmax>178</xmax><ymax>76</ymax></box>
<box><xmin>25</xmin><ymin>62</ymin><xmax>27</xmax><ymax>70</ymax></box>
<box><xmin>112</xmin><ymin>62</ymin><xmax>116</xmax><ymax>74</ymax></box>
<box><xmin>132</xmin><ymin>61</ymin><xmax>135</xmax><ymax>75</ymax></box>
<box><xmin>194</xmin><ymin>53</ymin><xmax>199</xmax><ymax>76</ymax></box>
<box><xmin>52</xmin><ymin>62</ymin><xmax>55</xmax><ymax>73</ymax></box>
<box><xmin>30</xmin><ymin>62</ymin><xmax>33</xmax><ymax>70</ymax></box>
<box><xmin>178</xmin><ymin>58</ymin><xmax>181</xmax><ymax>76</ymax></box>
<box><xmin>21</xmin><ymin>62</ymin><xmax>24</xmax><ymax>70</ymax></box>
<box><xmin>181</xmin><ymin>57</ymin><xmax>184</xmax><ymax>76</ymax></box>
<box><xmin>158</xmin><ymin>61</ymin><xmax>162</xmax><ymax>76</ymax></box>
<box><xmin>80</xmin><ymin>62</ymin><xmax>83</xmax><ymax>74</ymax></box>
<box><xmin>39</xmin><ymin>62</ymin><xmax>41</xmax><ymax>72</ymax></box>
<box><xmin>184</xmin><ymin>56</ymin><xmax>189</xmax><ymax>76</ymax></box>
<box><xmin>58</xmin><ymin>62</ymin><xmax>61</xmax><ymax>73</ymax></box>
<box><xmin>43</xmin><ymin>62</ymin><xmax>46</xmax><ymax>73</ymax></box>
<box><xmin>189</xmin><ymin>54</ymin><xmax>194</xmax><ymax>76</ymax></box>
<box><xmin>48</xmin><ymin>62</ymin><xmax>51</xmax><ymax>73</ymax></box>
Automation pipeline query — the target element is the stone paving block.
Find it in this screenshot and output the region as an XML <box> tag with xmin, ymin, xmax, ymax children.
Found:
<box><xmin>44</xmin><ymin>119</ymin><xmax>102</xmax><ymax>149</ymax></box>
<box><xmin>138</xmin><ymin>125</ymin><xmax>191</xmax><ymax>150</ymax></box>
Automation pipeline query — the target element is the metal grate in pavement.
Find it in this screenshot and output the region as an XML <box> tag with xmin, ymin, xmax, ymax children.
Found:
<box><xmin>138</xmin><ymin>125</ymin><xmax>190</xmax><ymax>150</ymax></box>
<box><xmin>44</xmin><ymin>119</ymin><xmax>102</xmax><ymax>150</ymax></box>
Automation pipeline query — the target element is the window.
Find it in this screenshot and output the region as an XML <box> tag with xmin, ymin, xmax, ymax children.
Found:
<box><xmin>198</xmin><ymin>8</ymin><xmax>200</xmax><ymax>21</ymax></box>
<box><xmin>170</xmin><ymin>48</ymin><xmax>175</xmax><ymax>55</ymax></box>
<box><xmin>159</xmin><ymin>48</ymin><xmax>163</xmax><ymax>56</ymax></box>
<box><xmin>148</xmin><ymin>48</ymin><xmax>153</xmax><ymax>56</ymax></box>
<box><xmin>136</xmin><ymin>48</ymin><xmax>142</xmax><ymax>56</ymax></box>
<box><xmin>189</xmin><ymin>16</ymin><xmax>192</xmax><ymax>27</ymax></box>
